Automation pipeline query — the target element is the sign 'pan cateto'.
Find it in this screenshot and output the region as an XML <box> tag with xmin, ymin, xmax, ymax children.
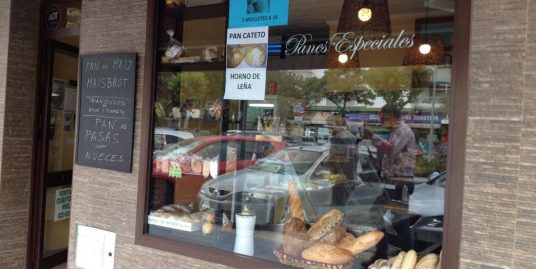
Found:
<box><xmin>76</xmin><ymin>53</ymin><xmax>136</xmax><ymax>173</ymax></box>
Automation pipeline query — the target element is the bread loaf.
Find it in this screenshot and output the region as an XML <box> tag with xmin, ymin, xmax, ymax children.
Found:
<box><xmin>389</xmin><ymin>251</ymin><xmax>406</xmax><ymax>269</ymax></box>
<box><xmin>301</xmin><ymin>245</ymin><xmax>353</xmax><ymax>265</ymax></box>
<box><xmin>288</xmin><ymin>180</ymin><xmax>305</xmax><ymax>222</ymax></box>
<box><xmin>282</xmin><ymin>217</ymin><xmax>309</xmax><ymax>257</ymax></box>
<box><xmin>368</xmin><ymin>259</ymin><xmax>391</xmax><ymax>269</ymax></box>
<box><xmin>415</xmin><ymin>253</ymin><xmax>438</xmax><ymax>269</ymax></box>
<box><xmin>336</xmin><ymin>233</ymin><xmax>356</xmax><ymax>248</ymax></box>
<box><xmin>339</xmin><ymin>231</ymin><xmax>384</xmax><ymax>255</ymax></box>
<box><xmin>435</xmin><ymin>251</ymin><xmax>442</xmax><ymax>269</ymax></box>
<box><xmin>308</xmin><ymin>209</ymin><xmax>344</xmax><ymax>241</ymax></box>
<box><xmin>202</xmin><ymin>222</ymin><xmax>214</xmax><ymax>235</ymax></box>
<box><xmin>400</xmin><ymin>250</ymin><xmax>417</xmax><ymax>269</ymax></box>
<box><xmin>318</xmin><ymin>223</ymin><xmax>346</xmax><ymax>245</ymax></box>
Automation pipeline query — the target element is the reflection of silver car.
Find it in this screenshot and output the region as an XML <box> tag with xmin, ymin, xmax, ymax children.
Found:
<box><xmin>409</xmin><ymin>172</ymin><xmax>446</xmax><ymax>250</ymax></box>
<box><xmin>198</xmin><ymin>146</ymin><xmax>384</xmax><ymax>225</ymax></box>
<box><xmin>409</xmin><ymin>172</ymin><xmax>445</xmax><ymax>217</ymax></box>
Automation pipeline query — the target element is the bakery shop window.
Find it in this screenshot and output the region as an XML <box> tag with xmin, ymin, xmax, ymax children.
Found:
<box><xmin>146</xmin><ymin>0</ymin><xmax>455</xmax><ymax>268</ymax></box>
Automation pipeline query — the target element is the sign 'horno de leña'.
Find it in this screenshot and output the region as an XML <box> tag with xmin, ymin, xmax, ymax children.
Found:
<box><xmin>285</xmin><ymin>30</ymin><xmax>416</xmax><ymax>59</ymax></box>
<box><xmin>76</xmin><ymin>53</ymin><xmax>136</xmax><ymax>173</ymax></box>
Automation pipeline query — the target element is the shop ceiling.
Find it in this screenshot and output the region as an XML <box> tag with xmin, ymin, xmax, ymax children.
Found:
<box><xmin>287</xmin><ymin>0</ymin><xmax>453</xmax><ymax>31</ymax></box>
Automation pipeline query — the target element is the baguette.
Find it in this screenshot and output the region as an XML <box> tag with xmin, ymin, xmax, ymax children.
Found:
<box><xmin>307</xmin><ymin>209</ymin><xmax>344</xmax><ymax>241</ymax></box>
<box><xmin>389</xmin><ymin>251</ymin><xmax>406</xmax><ymax>269</ymax></box>
<box><xmin>415</xmin><ymin>253</ymin><xmax>438</xmax><ymax>269</ymax></box>
<box><xmin>288</xmin><ymin>180</ymin><xmax>305</xmax><ymax>222</ymax></box>
<box><xmin>301</xmin><ymin>245</ymin><xmax>353</xmax><ymax>265</ymax></box>
<box><xmin>400</xmin><ymin>250</ymin><xmax>417</xmax><ymax>269</ymax></box>
<box><xmin>339</xmin><ymin>231</ymin><xmax>384</xmax><ymax>255</ymax></box>
<box><xmin>336</xmin><ymin>232</ymin><xmax>356</xmax><ymax>248</ymax></box>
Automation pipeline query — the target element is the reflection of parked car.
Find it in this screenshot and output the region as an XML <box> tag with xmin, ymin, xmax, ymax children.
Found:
<box><xmin>198</xmin><ymin>146</ymin><xmax>384</xmax><ymax>226</ymax></box>
<box><xmin>150</xmin><ymin>136</ymin><xmax>287</xmax><ymax>209</ymax></box>
<box><xmin>409</xmin><ymin>172</ymin><xmax>445</xmax><ymax>217</ymax></box>
<box><xmin>153</xmin><ymin>127</ymin><xmax>194</xmax><ymax>151</ymax></box>
<box><xmin>408</xmin><ymin>172</ymin><xmax>446</xmax><ymax>253</ymax></box>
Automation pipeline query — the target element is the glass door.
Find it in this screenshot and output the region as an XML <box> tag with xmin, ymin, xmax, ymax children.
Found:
<box><xmin>33</xmin><ymin>41</ymin><xmax>78</xmax><ymax>269</ymax></box>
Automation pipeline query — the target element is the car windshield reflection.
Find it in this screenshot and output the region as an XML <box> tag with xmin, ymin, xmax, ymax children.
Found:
<box><xmin>252</xmin><ymin>149</ymin><xmax>322</xmax><ymax>176</ymax></box>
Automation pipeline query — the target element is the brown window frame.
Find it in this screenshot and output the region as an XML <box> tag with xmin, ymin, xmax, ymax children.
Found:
<box><xmin>135</xmin><ymin>0</ymin><xmax>471</xmax><ymax>268</ymax></box>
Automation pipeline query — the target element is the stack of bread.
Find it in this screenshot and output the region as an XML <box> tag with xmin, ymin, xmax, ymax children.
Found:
<box><xmin>368</xmin><ymin>250</ymin><xmax>441</xmax><ymax>269</ymax></box>
<box><xmin>275</xmin><ymin>181</ymin><xmax>384</xmax><ymax>269</ymax></box>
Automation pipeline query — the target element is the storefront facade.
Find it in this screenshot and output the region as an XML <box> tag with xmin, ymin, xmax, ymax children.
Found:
<box><xmin>0</xmin><ymin>0</ymin><xmax>535</xmax><ymax>269</ymax></box>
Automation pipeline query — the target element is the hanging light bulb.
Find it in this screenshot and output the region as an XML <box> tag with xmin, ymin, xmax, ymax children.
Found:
<box><xmin>338</xmin><ymin>53</ymin><xmax>349</xmax><ymax>64</ymax></box>
<box><xmin>419</xmin><ymin>43</ymin><xmax>431</xmax><ymax>54</ymax></box>
<box><xmin>419</xmin><ymin>2</ymin><xmax>431</xmax><ymax>55</ymax></box>
<box><xmin>357</xmin><ymin>0</ymin><xmax>372</xmax><ymax>22</ymax></box>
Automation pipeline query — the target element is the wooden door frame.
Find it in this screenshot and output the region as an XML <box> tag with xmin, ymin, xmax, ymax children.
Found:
<box><xmin>27</xmin><ymin>39</ymin><xmax>78</xmax><ymax>269</ymax></box>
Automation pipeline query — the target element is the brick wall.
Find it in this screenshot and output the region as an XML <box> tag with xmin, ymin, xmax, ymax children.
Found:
<box><xmin>460</xmin><ymin>1</ymin><xmax>536</xmax><ymax>269</ymax></box>
<box><xmin>0</xmin><ymin>0</ymin><xmax>41</xmax><ymax>268</ymax></box>
<box><xmin>67</xmin><ymin>0</ymin><xmax>230</xmax><ymax>268</ymax></box>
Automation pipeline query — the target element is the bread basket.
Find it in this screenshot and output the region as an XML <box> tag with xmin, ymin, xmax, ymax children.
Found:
<box><xmin>273</xmin><ymin>246</ymin><xmax>354</xmax><ymax>269</ymax></box>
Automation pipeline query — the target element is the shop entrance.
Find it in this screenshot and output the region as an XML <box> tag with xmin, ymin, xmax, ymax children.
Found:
<box><xmin>29</xmin><ymin>1</ymin><xmax>81</xmax><ymax>268</ymax></box>
<box><xmin>29</xmin><ymin>40</ymin><xmax>79</xmax><ymax>269</ymax></box>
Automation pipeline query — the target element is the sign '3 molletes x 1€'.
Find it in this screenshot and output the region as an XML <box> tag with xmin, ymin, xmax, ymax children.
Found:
<box><xmin>285</xmin><ymin>30</ymin><xmax>416</xmax><ymax>59</ymax></box>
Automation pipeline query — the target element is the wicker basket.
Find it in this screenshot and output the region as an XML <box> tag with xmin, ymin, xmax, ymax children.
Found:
<box><xmin>273</xmin><ymin>246</ymin><xmax>354</xmax><ymax>269</ymax></box>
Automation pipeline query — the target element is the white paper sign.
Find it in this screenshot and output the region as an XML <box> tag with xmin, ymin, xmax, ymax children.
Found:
<box><xmin>54</xmin><ymin>187</ymin><xmax>71</xmax><ymax>221</ymax></box>
<box><xmin>224</xmin><ymin>26</ymin><xmax>268</xmax><ymax>100</ymax></box>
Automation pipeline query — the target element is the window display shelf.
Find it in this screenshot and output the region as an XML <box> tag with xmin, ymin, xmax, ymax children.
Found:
<box><xmin>148</xmin><ymin>223</ymin><xmax>283</xmax><ymax>262</ymax></box>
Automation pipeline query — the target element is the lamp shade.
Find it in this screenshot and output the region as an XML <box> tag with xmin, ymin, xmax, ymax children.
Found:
<box><xmin>403</xmin><ymin>38</ymin><xmax>445</xmax><ymax>66</ymax></box>
<box><xmin>337</xmin><ymin>0</ymin><xmax>392</xmax><ymax>37</ymax></box>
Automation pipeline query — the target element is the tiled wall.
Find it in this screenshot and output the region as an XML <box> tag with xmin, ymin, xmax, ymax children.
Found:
<box><xmin>0</xmin><ymin>0</ymin><xmax>40</xmax><ymax>268</ymax></box>
<box><xmin>460</xmin><ymin>1</ymin><xmax>536</xmax><ymax>269</ymax></box>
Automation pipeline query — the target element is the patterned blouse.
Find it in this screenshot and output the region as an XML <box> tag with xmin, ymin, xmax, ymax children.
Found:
<box><xmin>372</xmin><ymin>121</ymin><xmax>419</xmax><ymax>179</ymax></box>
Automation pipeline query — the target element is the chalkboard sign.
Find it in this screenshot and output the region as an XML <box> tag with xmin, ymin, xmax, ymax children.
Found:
<box><xmin>75</xmin><ymin>53</ymin><xmax>136</xmax><ymax>173</ymax></box>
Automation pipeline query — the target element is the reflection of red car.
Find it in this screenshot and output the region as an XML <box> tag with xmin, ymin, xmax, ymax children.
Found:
<box><xmin>150</xmin><ymin>136</ymin><xmax>287</xmax><ymax>208</ymax></box>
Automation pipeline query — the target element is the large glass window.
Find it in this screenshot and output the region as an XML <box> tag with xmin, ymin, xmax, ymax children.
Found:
<box><xmin>147</xmin><ymin>1</ymin><xmax>454</xmax><ymax>268</ymax></box>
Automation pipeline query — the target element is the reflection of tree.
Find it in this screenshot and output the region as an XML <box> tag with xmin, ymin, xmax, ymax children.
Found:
<box><xmin>156</xmin><ymin>72</ymin><xmax>224</xmax><ymax>111</ymax></box>
<box><xmin>269</xmin><ymin>70</ymin><xmax>375</xmax><ymax>116</ymax></box>
<box><xmin>365</xmin><ymin>66</ymin><xmax>431</xmax><ymax>110</ymax></box>
<box><xmin>268</xmin><ymin>66</ymin><xmax>431</xmax><ymax>115</ymax></box>
<box><xmin>324</xmin><ymin>69</ymin><xmax>375</xmax><ymax>115</ymax></box>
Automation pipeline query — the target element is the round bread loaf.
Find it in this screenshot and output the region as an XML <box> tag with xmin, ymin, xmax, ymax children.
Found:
<box><xmin>307</xmin><ymin>209</ymin><xmax>344</xmax><ymax>241</ymax></box>
<box><xmin>301</xmin><ymin>245</ymin><xmax>353</xmax><ymax>265</ymax></box>
<box><xmin>401</xmin><ymin>250</ymin><xmax>417</xmax><ymax>269</ymax></box>
<box><xmin>415</xmin><ymin>253</ymin><xmax>438</xmax><ymax>269</ymax></box>
<box><xmin>282</xmin><ymin>217</ymin><xmax>309</xmax><ymax>257</ymax></box>
<box><xmin>318</xmin><ymin>223</ymin><xmax>346</xmax><ymax>245</ymax></box>
<box><xmin>202</xmin><ymin>222</ymin><xmax>214</xmax><ymax>235</ymax></box>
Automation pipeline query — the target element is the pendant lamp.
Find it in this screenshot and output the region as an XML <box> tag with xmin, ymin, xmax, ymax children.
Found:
<box><xmin>403</xmin><ymin>2</ymin><xmax>445</xmax><ymax>65</ymax></box>
<box><xmin>338</xmin><ymin>0</ymin><xmax>392</xmax><ymax>38</ymax></box>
